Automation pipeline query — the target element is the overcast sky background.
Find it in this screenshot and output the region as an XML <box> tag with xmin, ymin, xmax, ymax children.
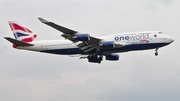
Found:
<box><xmin>0</xmin><ymin>0</ymin><xmax>180</xmax><ymax>101</ymax></box>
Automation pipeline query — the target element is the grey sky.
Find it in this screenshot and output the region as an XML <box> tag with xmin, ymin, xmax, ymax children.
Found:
<box><xmin>0</xmin><ymin>0</ymin><xmax>180</xmax><ymax>101</ymax></box>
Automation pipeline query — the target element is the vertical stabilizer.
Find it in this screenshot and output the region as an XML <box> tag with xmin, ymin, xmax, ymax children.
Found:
<box><xmin>9</xmin><ymin>21</ymin><xmax>37</xmax><ymax>43</ymax></box>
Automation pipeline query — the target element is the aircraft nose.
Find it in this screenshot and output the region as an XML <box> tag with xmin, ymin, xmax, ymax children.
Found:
<box><xmin>169</xmin><ymin>37</ymin><xmax>174</xmax><ymax>43</ymax></box>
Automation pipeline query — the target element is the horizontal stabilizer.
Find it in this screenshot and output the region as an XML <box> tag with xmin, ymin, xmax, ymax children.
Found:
<box><xmin>4</xmin><ymin>37</ymin><xmax>34</xmax><ymax>46</ymax></box>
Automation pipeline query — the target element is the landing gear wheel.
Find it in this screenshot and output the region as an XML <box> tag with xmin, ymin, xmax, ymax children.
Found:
<box><xmin>155</xmin><ymin>48</ymin><xmax>159</xmax><ymax>56</ymax></box>
<box><xmin>155</xmin><ymin>52</ymin><xmax>158</xmax><ymax>56</ymax></box>
<box><xmin>98</xmin><ymin>56</ymin><xmax>102</xmax><ymax>64</ymax></box>
<box><xmin>99</xmin><ymin>55</ymin><xmax>103</xmax><ymax>61</ymax></box>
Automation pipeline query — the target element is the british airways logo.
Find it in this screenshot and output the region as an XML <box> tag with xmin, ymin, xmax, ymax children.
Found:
<box><xmin>114</xmin><ymin>34</ymin><xmax>150</xmax><ymax>41</ymax></box>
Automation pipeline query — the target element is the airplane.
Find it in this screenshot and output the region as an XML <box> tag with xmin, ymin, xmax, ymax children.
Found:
<box><xmin>4</xmin><ymin>18</ymin><xmax>174</xmax><ymax>63</ymax></box>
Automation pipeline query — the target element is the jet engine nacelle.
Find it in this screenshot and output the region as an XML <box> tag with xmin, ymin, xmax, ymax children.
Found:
<box><xmin>101</xmin><ymin>41</ymin><xmax>115</xmax><ymax>48</ymax></box>
<box><xmin>106</xmin><ymin>54</ymin><xmax>119</xmax><ymax>61</ymax></box>
<box><xmin>76</xmin><ymin>34</ymin><xmax>90</xmax><ymax>41</ymax></box>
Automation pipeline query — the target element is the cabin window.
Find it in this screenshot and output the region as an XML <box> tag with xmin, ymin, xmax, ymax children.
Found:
<box><xmin>154</xmin><ymin>34</ymin><xmax>157</xmax><ymax>37</ymax></box>
<box><xmin>158</xmin><ymin>32</ymin><xmax>163</xmax><ymax>34</ymax></box>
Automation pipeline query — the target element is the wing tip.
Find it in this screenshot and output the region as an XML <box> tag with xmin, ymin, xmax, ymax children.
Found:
<box><xmin>38</xmin><ymin>17</ymin><xmax>48</xmax><ymax>23</ymax></box>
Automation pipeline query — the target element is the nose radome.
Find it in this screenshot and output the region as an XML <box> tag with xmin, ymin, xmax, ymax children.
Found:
<box><xmin>170</xmin><ymin>38</ymin><xmax>174</xmax><ymax>43</ymax></box>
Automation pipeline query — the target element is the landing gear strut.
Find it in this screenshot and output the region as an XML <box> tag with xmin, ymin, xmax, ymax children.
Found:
<box><xmin>155</xmin><ymin>48</ymin><xmax>158</xmax><ymax>56</ymax></box>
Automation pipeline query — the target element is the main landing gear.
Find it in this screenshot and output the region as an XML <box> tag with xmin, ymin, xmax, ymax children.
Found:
<box><xmin>80</xmin><ymin>54</ymin><xmax>103</xmax><ymax>64</ymax></box>
<box><xmin>155</xmin><ymin>48</ymin><xmax>158</xmax><ymax>56</ymax></box>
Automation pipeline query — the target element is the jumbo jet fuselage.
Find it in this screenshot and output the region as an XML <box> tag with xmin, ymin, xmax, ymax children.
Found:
<box><xmin>16</xmin><ymin>31</ymin><xmax>174</xmax><ymax>55</ymax></box>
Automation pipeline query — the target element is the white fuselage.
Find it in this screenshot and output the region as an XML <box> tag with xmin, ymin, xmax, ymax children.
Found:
<box><xmin>16</xmin><ymin>31</ymin><xmax>174</xmax><ymax>55</ymax></box>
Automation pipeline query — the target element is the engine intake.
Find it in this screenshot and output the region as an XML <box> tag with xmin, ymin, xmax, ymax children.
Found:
<box><xmin>106</xmin><ymin>54</ymin><xmax>119</xmax><ymax>61</ymax></box>
<box><xmin>76</xmin><ymin>34</ymin><xmax>90</xmax><ymax>41</ymax></box>
<box><xmin>101</xmin><ymin>41</ymin><xmax>115</xmax><ymax>48</ymax></box>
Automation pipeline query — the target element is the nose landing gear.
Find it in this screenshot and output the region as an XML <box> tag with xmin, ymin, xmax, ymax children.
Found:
<box><xmin>155</xmin><ymin>48</ymin><xmax>158</xmax><ymax>56</ymax></box>
<box><xmin>155</xmin><ymin>51</ymin><xmax>158</xmax><ymax>56</ymax></box>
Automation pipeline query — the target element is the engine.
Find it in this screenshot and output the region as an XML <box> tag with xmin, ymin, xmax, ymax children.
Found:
<box><xmin>105</xmin><ymin>54</ymin><xmax>119</xmax><ymax>61</ymax></box>
<box><xmin>88</xmin><ymin>56</ymin><xmax>102</xmax><ymax>63</ymax></box>
<box><xmin>76</xmin><ymin>34</ymin><xmax>90</xmax><ymax>41</ymax></box>
<box><xmin>101</xmin><ymin>41</ymin><xmax>115</xmax><ymax>48</ymax></box>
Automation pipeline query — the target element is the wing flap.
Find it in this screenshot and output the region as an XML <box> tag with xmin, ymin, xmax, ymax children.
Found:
<box><xmin>83</xmin><ymin>47</ymin><xmax>96</xmax><ymax>53</ymax></box>
<box><xmin>77</xmin><ymin>42</ymin><xmax>97</xmax><ymax>52</ymax></box>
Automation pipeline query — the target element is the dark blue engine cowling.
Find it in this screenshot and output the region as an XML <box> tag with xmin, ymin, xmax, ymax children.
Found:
<box><xmin>106</xmin><ymin>54</ymin><xmax>119</xmax><ymax>61</ymax></box>
<box><xmin>76</xmin><ymin>34</ymin><xmax>90</xmax><ymax>41</ymax></box>
<box><xmin>88</xmin><ymin>56</ymin><xmax>101</xmax><ymax>63</ymax></box>
<box><xmin>101</xmin><ymin>41</ymin><xmax>115</xmax><ymax>48</ymax></box>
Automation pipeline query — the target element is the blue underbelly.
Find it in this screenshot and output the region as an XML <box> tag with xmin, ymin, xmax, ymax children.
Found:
<box><xmin>41</xmin><ymin>43</ymin><xmax>170</xmax><ymax>55</ymax></box>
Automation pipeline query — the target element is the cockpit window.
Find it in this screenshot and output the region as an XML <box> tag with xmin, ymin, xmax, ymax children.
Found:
<box><xmin>158</xmin><ymin>32</ymin><xmax>163</xmax><ymax>34</ymax></box>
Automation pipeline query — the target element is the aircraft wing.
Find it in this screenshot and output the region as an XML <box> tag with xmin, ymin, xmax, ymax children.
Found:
<box><xmin>38</xmin><ymin>17</ymin><xmax>102</xmax><ymax>53</ymax></box>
